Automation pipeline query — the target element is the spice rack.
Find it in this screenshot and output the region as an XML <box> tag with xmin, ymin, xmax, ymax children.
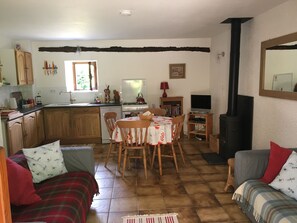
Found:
<box><xmin>43</xmin><ymin>60</ymin><xmax>58</xmax><ymax>75</ymax></box>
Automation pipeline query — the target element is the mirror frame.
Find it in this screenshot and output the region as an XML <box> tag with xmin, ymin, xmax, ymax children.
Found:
<box><xmin>259</xmin><ymin>32</ymin><xmax>297</xmax><ymax>100</ymax></box>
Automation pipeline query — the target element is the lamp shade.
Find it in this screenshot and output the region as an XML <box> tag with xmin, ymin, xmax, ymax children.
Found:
<box><xmin>160</xmin><ymin>82</ymin><xmax>169</xmax><ymax>90</ymax></box>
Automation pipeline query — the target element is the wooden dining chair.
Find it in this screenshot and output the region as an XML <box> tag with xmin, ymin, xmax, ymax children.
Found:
<box><xmin>117</xmin><ymin>120</ymin><xmax>150</xmax><ymax>179</ymax></box>
<box><xmin>171</xmin><ymin>114</ymin><xmax>186</xmax><ymax>164</ymax></box>
<box><xmin>104</xmin><ymin>112</ymin><xmax>120</xmax><ymax>169</ymax></box>
<box><xmin>143</xmin><ymin>108</ymin><xmax>166</xmax><ymax>116</ymax></box>
<box><xmin>151</xmin><ymin>114</ymin><xmax>185</xmax><ymax>175</ymax></box>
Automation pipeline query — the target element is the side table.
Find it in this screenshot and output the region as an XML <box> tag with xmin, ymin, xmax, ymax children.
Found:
<box><xmin>224</xmin><ymin>158</ymin><xmax>235</xmax><ymax>192</ymax></box>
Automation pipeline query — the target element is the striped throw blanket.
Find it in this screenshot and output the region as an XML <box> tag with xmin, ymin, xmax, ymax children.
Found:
<box><xmin>233</xmin><ymin>180</ymin><xmax>297</xmax><ymax>223</ymax></box>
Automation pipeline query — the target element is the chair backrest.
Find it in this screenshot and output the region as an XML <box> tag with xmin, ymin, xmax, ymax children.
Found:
<box><xmin>171</xmin><ymin>114</ymin><xmax>185</xmax><ymax>141</ymax></box>
<box><xmin>143</xmin><ymin>108</ymin><xmax>166</xmax><ymax>116</ymax></box>
<box><xmin>104</xmin><ymin>112</ymin><xmax>117</xmax><ymax>137</ymax></box>
<box><xmin>116</xmin><ymin>120</ymin><xmax>150</xmax><ymax>147</ymax></box>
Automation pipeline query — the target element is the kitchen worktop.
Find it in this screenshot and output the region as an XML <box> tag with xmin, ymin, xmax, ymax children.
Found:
<box><xmin>44</xmin><ymin>102</ymin><xmax>121</xmax><ymax>108</ymax></box>
<box><xmin>1</xmin><ymin>103</ymin><xmax>122</xmax><ymax>120</ymax></box>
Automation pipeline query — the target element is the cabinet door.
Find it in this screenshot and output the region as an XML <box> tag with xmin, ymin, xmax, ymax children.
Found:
<box><xmin>23</xmin><ymin>112</ymin><xmax>38</xmax><ymax>148</ymax></box>
<box><xmin>44</xmin><ymin>108</ymin><xmax>71</xmax><ymax>141</ymax></box>
<box><xmin>15</xmin><ymin>50</ymin><xmax>26</xmax><ymax>85</ymax></box>
<box><xmin>24</xmin><ymin>52</ymin><xmax>34</xmax><ymax>84</ymax></box>
<box><xmin>7</xmin><ymin>117</ymin><xmax>23</xmax><ymax>155</ymax></box>
<box><xmin>36</xmin><ymin>110</ymin><xmax>45</xmax><ymax>144</ymax></box>
<box><xmin>71</xmin><ymin>108</ymin><xmax>100</xmax><ymax>139</ymax></box>
<box><xmin>0</xmin><ymin>49</ymin><xmax>18</xmax><ymax>85</ymax></box>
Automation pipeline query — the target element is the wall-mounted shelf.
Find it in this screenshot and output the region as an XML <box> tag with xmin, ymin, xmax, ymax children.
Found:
<box><xmin>43</xmin><ymin>61</ymin><xmax>58</xmax><ymax>75</ymax></box>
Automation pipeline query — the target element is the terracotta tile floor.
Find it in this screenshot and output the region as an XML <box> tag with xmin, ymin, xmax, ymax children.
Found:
<box><xmin>86</xmin><ymin>138</ymin><xmax>250</xmax><ymax>223</ymax></box>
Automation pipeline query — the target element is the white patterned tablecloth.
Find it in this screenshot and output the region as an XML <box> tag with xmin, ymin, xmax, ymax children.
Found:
<box><xmin>112</xmin><ymin>116</ymin><xmax>173</xmax><ymax>145</ymax></box>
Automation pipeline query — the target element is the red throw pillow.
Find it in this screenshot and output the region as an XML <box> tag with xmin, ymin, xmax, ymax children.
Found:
<box><xmin>261</xmin><ymin>141</ymin><xmax>292</xmax><ymax>184</ymax></box>
<box><xmin>6</xmin><ymin>158</ymin><xmax>41</xmax><ymax>206</ymax></box>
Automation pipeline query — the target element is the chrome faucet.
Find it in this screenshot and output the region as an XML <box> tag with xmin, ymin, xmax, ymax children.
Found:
<box><xmin>59</xmin><ymin>91</ymin><xmax>76</xmax><ymax>104</ymax></box>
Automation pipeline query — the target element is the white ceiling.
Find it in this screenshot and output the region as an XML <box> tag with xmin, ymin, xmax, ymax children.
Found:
<box><xmin>0</xmin><ymin>0</ymin><xmax>288</xmax><ymax>41</ymax></box>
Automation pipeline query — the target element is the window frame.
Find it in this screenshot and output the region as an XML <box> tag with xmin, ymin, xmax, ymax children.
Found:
<box><xmin>72</xmin><ymin>61</ymin><xmax>98</xmax><ymax>91</ymax></box>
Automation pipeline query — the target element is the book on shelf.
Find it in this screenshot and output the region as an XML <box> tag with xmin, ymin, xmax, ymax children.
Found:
<box><xmin>171</xmin><ymin>104</ymin><xmax>181</xmax><ymax>116</ymax></box>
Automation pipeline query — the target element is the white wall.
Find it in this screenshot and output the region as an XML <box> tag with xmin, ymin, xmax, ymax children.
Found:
<box><xmin>0</xmin><ymin>36</ymin><xmax>12</xmax><ymax>49</ymax></box>
<box><xmin>209</xmin><ymin>30</ymin><xmax>230</xmax><ymax>133</ymax></box>
<box><xmin>210</xmin><ymin>0</ymin><xmax>297</xmax><ymax>149</ymax></box>
<box><xmin>31</xmin><ymin>38</ymin><xmax>210</xmax><ymax>115</ymax></box>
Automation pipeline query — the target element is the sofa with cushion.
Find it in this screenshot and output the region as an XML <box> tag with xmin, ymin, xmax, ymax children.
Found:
<box><xmin>232</xmin><ymin>142</ymin><xmax>297</xmax><ymax>223</ymax></box>
<box><xmin>6</xmin><ymin>141</ymin><xmax>99</xmax><ymax>223</ymax></box>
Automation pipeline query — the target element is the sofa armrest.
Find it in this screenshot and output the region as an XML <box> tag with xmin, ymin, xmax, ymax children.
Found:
<box><xmin>61</xmin><ymin>146</ymin><xmax>95</xmax><ymax>175</ymax></box>
<box><xmin>234</xmin><ymin>150</ymin><xmax>269</xmax><ymax>188</ymax></box>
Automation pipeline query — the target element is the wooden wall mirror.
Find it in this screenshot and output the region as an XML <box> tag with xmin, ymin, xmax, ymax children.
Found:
<box><xmin>259</xmin><ymin>32</ymin><xmax>297</xmax><ymax>100</ymax></box>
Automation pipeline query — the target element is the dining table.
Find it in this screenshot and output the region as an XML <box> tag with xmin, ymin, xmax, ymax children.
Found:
<box><xmin>112</xmin><ymin>116</ymin><xmax>174</xmax><ymax>175</ymax></box>
<box><xmin>112</xmin><ymin>116</ymin><xmax>173</xmax><ymax>145</ymax></box>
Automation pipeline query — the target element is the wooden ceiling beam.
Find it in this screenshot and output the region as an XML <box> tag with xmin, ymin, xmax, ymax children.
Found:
<box><xmin>38</xmin><ymin>46</ymin><xmax>210</xmax><ymax>53</ymax></box>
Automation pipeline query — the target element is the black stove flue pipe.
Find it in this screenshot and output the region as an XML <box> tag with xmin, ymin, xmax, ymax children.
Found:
<box><xmin>222</xmin><ymin>18</ymin><xmax>252</xmax><ymax>116</ymax></box>
<box><xmin>226</xmin><ymin>19</ymin><xmax>241</xmax><ymax>116</ymax></box>
<box><xmin>219</xmin><ymin>18</ymin><xmax>252</xmax><ymax>159</ymax></box>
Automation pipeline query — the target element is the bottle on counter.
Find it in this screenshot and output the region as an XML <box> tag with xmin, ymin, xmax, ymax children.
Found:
<box><xmin>35</xmin><ymin>93</ymin><xmax>42</xmax><ymax>105</ymax></box>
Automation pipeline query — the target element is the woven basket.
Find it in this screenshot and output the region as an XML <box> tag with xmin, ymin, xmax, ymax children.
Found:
<box><xmin>139</xmin><ymin>114</ymin><xmax>154</xmax><ymax>121</ymax></box>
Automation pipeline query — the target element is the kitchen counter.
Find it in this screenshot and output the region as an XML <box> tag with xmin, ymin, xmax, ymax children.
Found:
<box><xmin>18</xmin><ymin>105</ymin><xmax>44</xmax><ymax>115</ymax></box>
<box><xmin>2</xmin><ymin>103</ymin><xmax>122</xmax><ymax>121</ymax></box>
<box><xmin>44</xmin><ymin>102</ymin><xmax>121</xmax><ymax>108</ymax></box>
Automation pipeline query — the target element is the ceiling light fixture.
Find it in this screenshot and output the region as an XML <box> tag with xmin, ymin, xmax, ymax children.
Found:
<box><xmin>119</xmin><ymin>9</ymin><xmax>132</xmax><ymax>16</ymax></box>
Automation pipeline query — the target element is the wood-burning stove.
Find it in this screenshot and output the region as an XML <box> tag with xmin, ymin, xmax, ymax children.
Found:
<box><xmin>219</xmin><ymin>18</ymin><xmax>254</xmax><ymax>159</ymax></box>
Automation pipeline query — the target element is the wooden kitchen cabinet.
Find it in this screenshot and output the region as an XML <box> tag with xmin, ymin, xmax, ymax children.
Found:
<box><xmin>44</xmin><ymin>107</ymin><xmax>101</xmax><ymax>144</ymax></box>
<box><xmin>70</xmin><ymin>107</ymin><xmax>101</xmax><ymax>143</ymax></box>
<box><xmin>7</xmin><ymin>117</ymin><xmax>24</xmax><ymax>156</ymax></box>
<box><xmin>44</xmin><ymin>108</ymin><xmax>71</xmax><ymax>141</ymax></box>
<box><xmin>0</xmin><ymin>49</ymin><xmax>18</xmax><ymax>85</ymax></box>
<box><xmin>15</xmin><ymin>50</ymin><xmax>27</xmax><ymax>85</ymax></box>
<box><xmin>36</xmin><ymin>110</ymin><xmax>45</xmax><ymax>145</ymax></box>
<box><xmin>23</xmin><ymin>112</ymin><xmax>38</xmax><ymax>148</ymax></box>
<box><xmin>24</xmin><ymin>52</ymin><xmax>34</xmax><ymax>84</ymax></box>
<box><xmin>0</xmin><ymin>49</ymin><xmax>34</xmax><ymax>86</ymax></box>
<box><xmin>15</xmin><ymin>51</ymin><xmax>34</xmax><ymax>85</ymax></box>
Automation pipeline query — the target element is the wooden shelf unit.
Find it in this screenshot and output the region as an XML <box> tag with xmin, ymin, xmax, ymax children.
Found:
<box><xmin>187</xmin><ymin>112</ymin><xmax>213</xmax><ymax>141</ymax></box>
<box><xmin>160</xmin><ymin>96</ymin><xmax>183</xmax><ymax>117</ymax></box>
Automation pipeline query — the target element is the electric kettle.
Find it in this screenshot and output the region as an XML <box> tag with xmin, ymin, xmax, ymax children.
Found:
<box><xmin>136</xmin><ymin>93</ymin><xmax>145</xmax><ymax>104</ymax></box>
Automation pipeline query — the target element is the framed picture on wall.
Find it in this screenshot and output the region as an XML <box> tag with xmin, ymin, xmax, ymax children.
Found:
<box><xmin>169</xmin><ymin>63</ymin><xmax>186</xmax><ymax>79</ymax></box>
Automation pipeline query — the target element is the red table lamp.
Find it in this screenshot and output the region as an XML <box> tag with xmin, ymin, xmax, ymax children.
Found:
<box><xmin>160</xmin><ymin>82</ymin><xmax>169</xmax><ymax>97</ymax></box>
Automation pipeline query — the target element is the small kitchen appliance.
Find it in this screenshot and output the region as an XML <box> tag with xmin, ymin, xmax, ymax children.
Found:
<box><xmin>136</xmin><ymin>93</ymin><xmax>145</xmax><ymax>104</ymax></box>
<box><xmin>35</xmin><ymin>93</ymin><xmax>42</xmax><ymax>105</ymax></box>
<box><xmin>9</xmin><ymin>98</ymin><xmax>18</xmax><ymax>109</ymax></box>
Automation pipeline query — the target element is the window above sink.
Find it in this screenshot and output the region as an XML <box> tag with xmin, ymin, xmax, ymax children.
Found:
<box><xmin>64</xmin><ymin>60</ymin><xmax>98</xmax><ymax>92</ymax></box>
